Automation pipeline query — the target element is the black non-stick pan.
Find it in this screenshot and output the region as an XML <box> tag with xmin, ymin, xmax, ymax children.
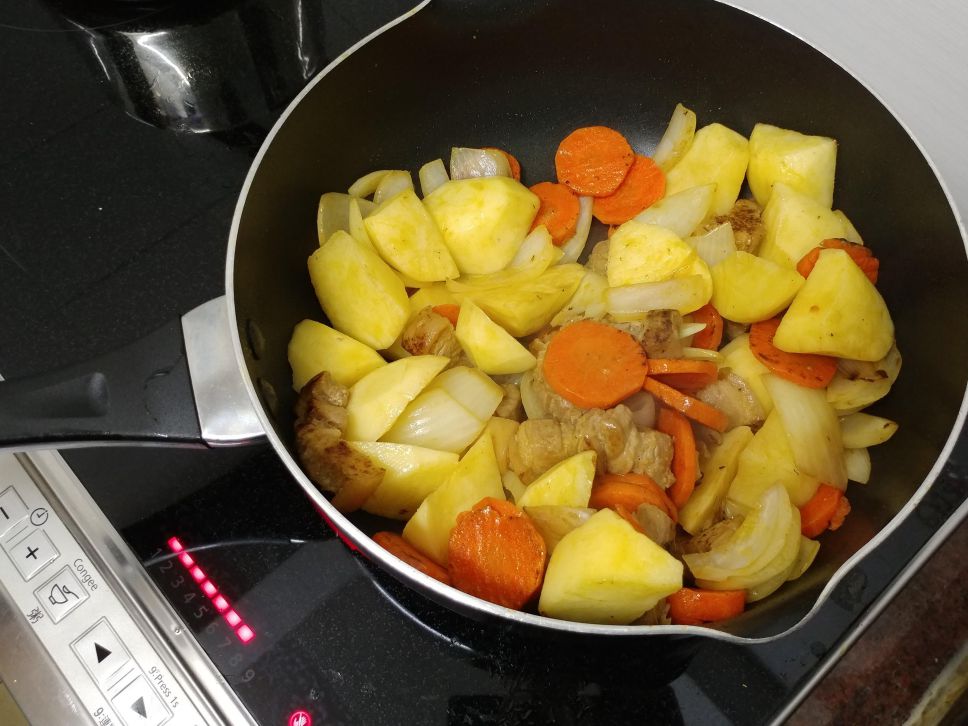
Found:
<box><xmin>2</xmin><ymin>0</ymin><xmax>966</xmax><ymax>642</ymax></box>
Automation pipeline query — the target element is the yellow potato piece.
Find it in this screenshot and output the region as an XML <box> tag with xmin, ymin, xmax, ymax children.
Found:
<box><xmin>402</xmin><ymin>433</ymin><xmax>505</xmax><ymax>565</ymax></box>
<box><xmin>515</xmin><ymin>451</ymin><xmax>596</xmax><ymax>509</ymax></box>
<box><xmin>455</xmin><ymin>300</ymin><xmax>537</xmax><ymax>375</ymax></box>
<box><xmin>679</xmin><ymin>426</ymin><xmax>754</xmax><ymax>535</ymax></box>
<box><xmin>665</xmin><ymin>123</ymin><xmax>750</xmax><ymax>216</ymax></box>
<box><xmin>350</xmin><ymin>442</ymin><xmax>458</xmax><ymax>520</ymax></box>
<box><xmin>308</xmin><ymin>230</ymin><xmax>410</xmax><ymax>350</ymax></box>
<box><xmin>710</xmin><ymin>251</ymin><xmax>804</xmax><ymax>323</ymax></box>
<box><xmin>423</xmin><ymin>177</ymin><xmax>539</xmax><ymax>274</ymax></box>
<box><xmin>345</xmin><ymin>355</ymin><xmax>450</xmax><ymax>442</ymax></box>
<box><xmin>364</xmin><ymin>189</ymin><xmax>458</xmax><ymax>282</ymax></box>
<box><xmin>774</xmin><ymin>249</ymin><xmax>894</xmax><ymax>361</ymax></box>
<box><xmin>287</xmin><ymin>319</ymin><xmax>386</xmax><ymax>391</ymax></box>
<box><xmin>606</xmin><ymin>221</ymin><xmax>696</xmax><ymax>288</ymax></box>
<box><xmin>718</xmin><ymin>334</ymin><xmax>773</xmax><ymax>414</ymax></box>
<box><xmin>758</xmin><ymin>183</ymin><xmax>847</xmax><ymax>269</ymax></box>
<box><xmin>747</xmin><ymin>123</ymin><xmax>837</xmax><ymax>208</ymax></box>
<box><xmin>538</xmin><ymin>509</ymin><xmax>683</xmax><ymax>624</ymax></box>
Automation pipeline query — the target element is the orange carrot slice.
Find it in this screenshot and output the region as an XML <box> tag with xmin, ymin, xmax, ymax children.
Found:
<box><xmin>797</xmin><ymin>238</ymin><xmax>879</xmax><ymax>284</ymax></box>
<box><xmin>432</xmin><ymin>304</ymin><xmax>460</xmax><ymax>326</ymax></box>
<box><xmin>373</xmin><ymin>532</ymin><xmax>451</xmax><ymax>585</ymax></box>
<box><xmin>592</xmin><ymin>154</ymin><xmax>666</xmax><ymax>225</ymax></box>
<box><xmin>529</xmin><ymin>181</ymin><xmax>581</xmax><ymax>245</ymax></box>
<box><xmin>647</xmin><ymin>358</ymin><xmax>719</xmax><ymax>392</ymax></box>
<box><xmin>643</xmin><ymin>377</ymin><xmax>729</xmax><ymax>432</ymax></box>
<box><xmin>799</xmin><ymin>484</ymin><xmax>844</xmax><ymax>538</ymax></box>
<box><xmin>555</xmin><ymin>126</ymin><xmax>635</xmax><ymax>197</ymax></box>
<box><xmin>689</xmin><ymin>304</ymin><xmax>724</xmax><ymax>351</ymax></box>
<box><xmin>589</xmin><ymin>472</ymin><xmax>678</xmax><ymax>523</ymax></box>
<box><xmin>656</xmin><ymin>408</ymin><xmax>698</xmax><ymax>508</ymax></box>
<box><xmin>447</xmin><ymin>497</ymin><xmax>546</xmax><ymax>609</ymax></box>
<box><xmin>542</xmin><ymin>320</ymin><xmax>649</xmax><ymax>409</ymax></box>
<box><xmin>668</xmin><ymin>587</ymin><xmax>746</xmax><ymax>625</ymax></box>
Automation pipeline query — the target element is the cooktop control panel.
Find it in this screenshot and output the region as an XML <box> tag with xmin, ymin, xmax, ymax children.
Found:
<box><xmin>0</xmin><ymin>453</ymin><xmax>204</xmax><ymax>726</ymax></box>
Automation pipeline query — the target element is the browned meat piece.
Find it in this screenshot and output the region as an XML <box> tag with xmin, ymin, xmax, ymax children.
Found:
<box><xmin>681</xmin><ymin>517</ymin><xmax>742</xmax><ymax>555</ymax></box>
<box><xmin>586</xmin><ymin>239</ymin><xmax>610</xmax><ymax>276</ymax></box>
<box><xmin>705</xmin><ymin>198</ymin><xmax>765</xmax><ymax>254</ymax></box>
<box><xmin>295</xmin><ymin>372</ymin><xmax>383</xmax><ymax>512</ymax></box>
<box><xmin>632</xmin><ymin>598</ymin><xmax>672</xmax><ymax>626</ymax></box>
<box><xmin>508</xmin><ymin>405</ymin><xmax>674</xmax><ymax>487</ymax></box>
<box><xmin>605</xmin><ymin>309</ymin><xmax>684</xmax><ymax>359</ymax></box>
<box><xmin>400</xmin><ymin>307</ymin><xmax>470</xmax><ymax>366</ymax></box>
<box><xmin>494</xmin><ymin>382</ymin><xmax>525</xmax><ymax>421</ymax></box>
<box><xmin>695</xmin><ymin>371</ymin><xmax>764</xmax><ymax>430</ymax></box>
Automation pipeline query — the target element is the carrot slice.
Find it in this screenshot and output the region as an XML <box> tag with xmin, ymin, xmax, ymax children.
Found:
<box><xmin>543</xmin><ymin>320</ymin><xmax>649</xmax><ymax>409</ymax></box>
<box><xmin>689</xmin><ymin>304</ymin><xmax>724</xmax><ymax>351</ymax></box>
<box><xmin>799</xmin><ymin>484</ymin><xmax>844</xmax><ymax>538</ymax></box>
<box><xmin>373</xmin><ymin>531</ymin><xmax>451</xmax><ymax>585</ymax></box>
<box><xmin>828</xmin><ymin>495</ymin><xmax>851</xmax><ymax>531</ymax></box>
<box><xmin>749</xmin><ymin>317</ymin><xmax>838</xmax><ymax>389</ymax></box>
<box><xmin>656</xmin><ymin>408</ymin><xmax>698</xmax><ymax>509</ymax></box>
<box><xmin>797</xmin><ymin>238</ymin><xmax>879</xmax><ymax>284</ymax></box>
<box><xmin>592</xmin><ymin>154</ymin><xmax>666</xmax><ymax>225</ymax></box>
<box><xmin>447</xmin><ymin>497</ymin><xmax>546</xmax><ymax>609</ymax></box>
<box><xmin>555</xmin><ymin>125</ymin><xmax>635</xmax><ymax>197</ymax></box>
<box><xmin>431</xmin><ymin>303</ymin><xmax>460</xmax><ymax>326</ymax></box>
<box><xmin>484</xmin><ymin>147</ymin><xmax>521</xmax><ymax>181</ymax></box>
<box><xmin>589</xmin><ymin>473</ymin><xmax>678</xmax><ymax>523</ymax></box>
<box><xmin>647</xmin><ymin>358</ymin><xmax>719</xmax><ymax>392</ymax></box>
<box><xmin>643</xmin><ymin>377</ymin><xmax>728</xmax><ymax>432</ymax></box>
<box><xmin>529</xmin><ymin>181</ymin><xmax>581</xmax><ymax>246</ymax></box>
<box><xmin>668</xmin><ymin>587</ymin><xmax>746</xmax><ymax>625</ymax></box>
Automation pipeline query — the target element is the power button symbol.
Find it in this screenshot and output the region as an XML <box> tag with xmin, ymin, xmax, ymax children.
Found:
<box><xmin>30</xmin><ymin>508</ymin><xmax>49</xmax><ymax>526</ymax></box>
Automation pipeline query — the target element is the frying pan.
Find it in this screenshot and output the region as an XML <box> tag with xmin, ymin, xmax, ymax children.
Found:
<box><xmin>1</xmin><ymin>0</ymin><xmax>966</xmax><ymax>643</ymax></box>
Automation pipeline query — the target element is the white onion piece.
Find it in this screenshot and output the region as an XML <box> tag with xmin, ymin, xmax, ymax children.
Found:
<box><xmin>844</xmin><ymin>447</ymin><xmax>871</xmax><ymax>484</ymax></box>
<box><xmin>426</xmin><ymin>366</ymin><xmax>504</xmax><ymax>421</ymax></box>
<box><xmin>503</xmin><ymin>470</ymin><xmax>527</xmax><ymax>503</ymax></box>
<box><xmin>840</xmin><ymin>412</ymin><xmax>899</xmax><ymax>448</ymax></box>
<box><xmin>679</xmin><ymin>322</ymin><xmax>708</xmax><ymax>339</ymax></box>
<box><xmin>786</xmin><ymin>536</ymin><xmax>821</xmax><ymax>582</ymax></box>
<box><xmin>687</xmin><ymin>222</ymin><xmax>736</xmax><ymax>267</ymax></box>
<box><xmin>348</xmin><ymin>197</ymin><xmax>374</xmax><ymax>250</ymax></box>
<box><xmin>682</xmin><ymin>347</ymin><xmax>722</xmax><ymax>363</ymax></box>
<box><xmin>653</xmin><ymin>103</ymin><xmax>697</xmax><ymax>172</ymax></box>
<box><xmin>551</xmin><ymin>270</ymin><xmax>608</xmax><ymax>327</ymax></box>
<box><xmin>348</xmin><ymin>169</ymin><xmax>391</xmax><ymax>198</ymax></box>
<box><xmin>606</xmin><ymin>275</ymin><xmax>708</xmax><ymax>317</ymax></box>
<box><xmin>317</xmin><ymin>193</ymin><xmax>376</xmax><ymax>246</ymax></box>
<box><xmin>373</xmin><ymin>170</ymin><xmax>414</xmax><ymax>205</ymax></box>
<box><xmin>418</xmin><ymin>158</ymin><xmax>449</xmax><ymax>197</ymax></box>
<box><xmin>381</xmin><ymin>388</ymin><xmax>486</xmax><ymax>453</ymax></box>
<box><xmin>633</xmin><ymin>184</ymin><xmax>716</xmax><ymax>238</ymax></box>
<box><xmin>509</xmin><ymin>226</ymin><xmax>561</xmax><ymax>270</ymax></box>
<box><xmin>623</xmin><ymin>390</ymin><xmax>657</xmax><ymax>431</ymax></box>
<box><xmin>827</xmin><ymin>345</ymin><xmax>902</xmax><ymax>414</ymax></box>
<box><xmin>763</xmin><ymin>374</ymin><xmax>847</xmax><ymax>489</ymax></box>
<box><xmin>558</xmin><ymin>196</ymin><xmax>593</xmax><ymax>263</ymax></box>
<box><xmin>449</xmin><ymin>147</ymin><xmax>511</xmax><ymax>180</ymax></box>
<box><xmin>519</xmin><ymin>371</ymin><xmax>547</xmax><ymax>420</ymax></box>
<box><xmin>684</xmin><ymin>484</ymin><xmax>792</xmax><ymax>581</ymax></box>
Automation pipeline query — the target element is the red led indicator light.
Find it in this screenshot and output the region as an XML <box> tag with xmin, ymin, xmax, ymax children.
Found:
<box><xmin>237</xmin><ymin>625</ymin><xmax>255</xmax><ymax>643</ymax></box>
<box><xmin>166</xmin><ymin>535</ymin><xmax>256</xmax><ymax>645</ymax></box>
<box><xmin>288</xmin><ymin>710</ymin><xmax>312</xmax><ymax>726</ymax></box>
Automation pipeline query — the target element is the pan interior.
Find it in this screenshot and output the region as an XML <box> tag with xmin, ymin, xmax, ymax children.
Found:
<box><xmin>231</xmin><ymin>0</ymin><xmax>968</xmax><ymax>638</ymax></box>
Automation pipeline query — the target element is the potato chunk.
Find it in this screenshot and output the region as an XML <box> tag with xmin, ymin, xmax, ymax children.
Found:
<box><xmin>710</xmin><ymin>251</ymin><xmax>804</xmax><ymax>323</ymax></box>
<box><xmin>515</xmin><ymin>451</ymin><xmax>596</xmax><ymax>508</ymax></box>
<box><xmin>758</xmin><ymin>183</ymin><xmax>847</xmax><ymax>269</ymax></box>
<box><xmin>402</xmin><ymin>433</ymin><xmax>506</xmax><ymax>565</ymax></box>
<box><xmin>287</xmin><ymin>319</ymin><xmax>386</xmax><ymax>391</ymax></box>
<box><xmin>363</xmin><ymin>189</ymin><xmax>458</xmax><ymax>282</ymax></box>
<box><xmin>678</xmin><ymin>426</ymin><xmax>754</xmax><ymax>535</ymax></box>
<box><xmin>665</xmin><ymin>123</ymin><xmax>750</xmax><ymax>216</ymax></box>
<box><xmin>455</xmin><ymin>299</ymin><xmax>536</xmax><ymax>375</ymax></box>
<box><xmin>424</xmin><ymin>177</ymin><xmax>540</xmax><ymax>274</ymax></box>
<box><xmin>774</xmin><ymin>249</ymin><xmax>894</xmax><ymax>361</ymax></box>
<box><xmin>538</xmin><ymin>509</ymin><xmax>683</xmax><ymax>624</ymax></box>
<box><xmin>308</xmin><ymin>230</ymin><xmax>410</xmax><ymax>349</ymax></box>
<box><xmin>350</xmin><ymin>442</ymin><xmax>459</xmax><ymax>519</ymax></box>
<box><xmin>747</xmin><ymin>123</ymin><xmax>837</xmax><ymax>208</ymax></box>
<box><xmin>606</xmin><ymin>222</ymin><xmax>696</xmax><ymax>288</ymax></box>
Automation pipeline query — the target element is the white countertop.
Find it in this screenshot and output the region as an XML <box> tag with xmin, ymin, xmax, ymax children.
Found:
<box><xmin>727</xmin><ymin>0</ymin><xmax>968</xmax><ymax>230</ymax></box>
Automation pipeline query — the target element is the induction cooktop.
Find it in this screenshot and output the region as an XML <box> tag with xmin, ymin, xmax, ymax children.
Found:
<box><xmin>1</xmin><ymin>2</ymin><xmax>966</xmax><ymax>725</ymax></box>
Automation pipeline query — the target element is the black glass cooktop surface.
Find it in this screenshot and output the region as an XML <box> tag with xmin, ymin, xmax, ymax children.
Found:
<box><xmin>2</xmin><ymin>2</ymin><xmax>966</xmax><ymax>724</ymax></box>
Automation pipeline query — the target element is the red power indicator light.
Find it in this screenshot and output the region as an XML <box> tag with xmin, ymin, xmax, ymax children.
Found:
<box><xmin>288</xmin><ymin>710</ymin><xmax>312</xmax><ymax>726</ymax></box>
<box><xmin>166</xmin><ymin>535</ymin><xmax>257</xmax><ymax>645</ymax></box>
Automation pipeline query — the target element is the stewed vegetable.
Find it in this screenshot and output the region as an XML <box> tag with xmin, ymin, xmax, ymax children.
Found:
<box><xmin>289</xmin><ymin>104</ymin><xmax>900</xmax><ymax>627</ymax></box>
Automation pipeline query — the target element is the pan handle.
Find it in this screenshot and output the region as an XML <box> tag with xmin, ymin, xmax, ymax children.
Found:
<box><xmin>0</xmin><ymin>297</ymin><xmax>264</xmax><ymax>451</ymax></box>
